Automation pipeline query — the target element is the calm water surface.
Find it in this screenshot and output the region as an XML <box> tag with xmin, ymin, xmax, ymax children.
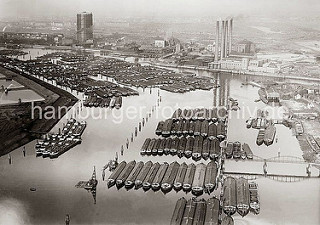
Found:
<box><xmin>0</xmin><ymin>49</ymin><xmax>319</xmax><ymax>225</ymax></box>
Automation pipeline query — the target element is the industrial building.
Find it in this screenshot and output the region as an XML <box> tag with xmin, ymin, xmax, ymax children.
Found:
<box><xmin>76</xmin><ymin>12</ymin><xmax>93</xmax><ymax>44</ymax></box>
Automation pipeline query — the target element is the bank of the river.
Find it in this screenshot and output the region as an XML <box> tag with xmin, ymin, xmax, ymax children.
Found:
<box><xmin>0</xmin><ymin>65</ymin><xmax>77</xmax><ymax>156</ymax></box>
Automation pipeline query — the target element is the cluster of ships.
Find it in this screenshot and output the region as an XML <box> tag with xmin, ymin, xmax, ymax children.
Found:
<box><xmin>222</xmin><ymin>177</ymin><xmax>260</xmax><ymax>217</ymax></box>
<box><xmin>35</xmin><ymin>119</ymin><xmax>86</xmax><ymax>158</ymax></box>
<box><xmin>83</xmin><ymin>95</ymin><xmax>122</xmax><ymax>109</ymax></box>
<box><xmin>156</xmin><ymin>108</ymin><xmax>227</xmax><ymax>140</ymax></box>
<box><xmin>141</xmin><ymin>137</ymin><xmax>221</xmax><ymax>161</ymax></box>
<box><xmin>106</xmin><ymin>160</ymin><xmax>219</xmax><ymax>196</ymax></box>
<box><xmin>171</xmin><ymin>197</ymin><xmax>233</xmax><ymax>225</ymax></box>
<box><xmin>225</xmin><ymin>142</ymin><xmax>253</xmax><ymax>160</ymax></box>
<box><xmin>246</xmin><ymin>109</ymin><xmax>276</xmax><ymax>146</ymax></box>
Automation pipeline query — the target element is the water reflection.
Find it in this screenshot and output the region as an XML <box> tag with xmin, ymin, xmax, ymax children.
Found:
<box><xmin>0</xmin><ymin>50</ymin><xmax>319</xmax><ymax>224</ymax></box>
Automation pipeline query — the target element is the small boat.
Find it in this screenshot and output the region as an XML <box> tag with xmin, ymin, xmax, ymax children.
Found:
<box><xmin>200</xmin><ymin>120</ymin><xmax>209</xmax><ymax>137</ymax></box>
<box><xmin>264</xmin><ymin>125</ymin><xmax>276</xmax><ymax>146</ymax></box>
<box><xmin>216</xmin><ymin>121</ymin><xmax>226</xmax><ymax>141</ymax></box>
<box><xmin>158</xmin><ymin>139</ymin><xmax>166</xmax><ymax>155</ymax></box>
<box><xmin>30</xmin><ymin>187</ymin><xmax>37</xmax><ymax>192</ymax></box>
<box><xmin>236</xmin><ymin>177</ymin><xmax>250</xmax><ymax>217</ymax></box>
<box><xmin>189</xmin><ymin>121</ymin><xmax>195</xmax><ymax>136</ymax></box>
<box><xmin>152</xmin><ymin>139</ymin><xmax>161</xmax><ymax>155</ymax></box>
<box><xmin>249</xmin><ymin>182</ymin><xmax>260</xmax><ymax>215</ymax></box>
<box><xmin>256</xmin><ymin>129</ymin><xmax>265</xmax><ymax>146</ymax></box>
<box><xmin>194</xmin><ymin>120</ymin><xmax>202</xmax><ymax>136</ymax></box>
<box><xmin>204</xmin><ymin>161</ymin><xmax>217</xmax><ymax>193</ymax></box>
<box><xmin>152</xmin><ymin>163</ymin><xmax>169</xmax><ymax>191</ymax></box>
<box><xmin>246</xmin><ymin>117</ymin><xmax>253</xmax><ymax>128</ymax></box>
<box><xmin>162</xmin><ymin>119</ymin><xmax>173</xmax><ymax>137</ymax></box>
<box><xmin>202</xmin><ymin>138</ymin><xmax>210</xmax><ymax>160</ymax></box>
<box><xmin>143</xmin><ymin>162</ymin><xmax>160</xmax><ymax>191</ymax></box>
<box><xmin>125</xmin><ymin>161</ymin><xmax>144</xmax><ymax>189</ymax></box>
<box><xmin>185</xmin><ymin>137</ymin><xmax>194</xmax><ymax>158</ymax></box>
<box><xmin>170</xmin><ymin>197</ymin><xmax>187</xmax><ymax>225</ymax></box>
<box><xmin>205</xmin><ymin>197</ymin><xmax>220</xmax><ymax>225</ymax></box>
<box><xmin>161</xmin><ymin>161</ymin><xmax>180</xmax><ymax>193</ymax></box>
<box><xmin>191</xmin><ymin>163</ymin><xmax>206</xmax><ymax>196</ymax></box>
<box><xmin>232</xmin><ymin>141</ymin><xmax>241</xmax><ymax>160</ymax></box>
<box><xmin>183</xmin><ymin>163</ymin><xmax>196</xmax><ymax>192</ymax></box>
<box><xmin>192</xmin><ymin>136</ymin><xmax>203</xmax><ymax>161</ymax></box>
<box><xmin>242</xmin><ymin>143</ymin><xmax>253</xmax><ymax>159</ymax></box>
<box><xmin>141</xmin><ymin>138</ymin><xmax>151</xmax><ymax>155</ymax></box>
<box><xmin>176</xmin><ymin>120</ymin><xmax>184</xmax><ymax>136</ymax></box>
<box><xmin>181</xmin><ymin>199</ymin><xmax>197</xmax><ymax>225</ymax></box>
<box><xmin>146</xmin><ymin>138</ymin><xmax>156</xmax><ymax>155</ymax></box>
<box><xmin>170</xmin><ymin>137</ymin><xmax>180</xmax><ymax>155</ymax></box>
<box><xmin>221</xmin><ymin>216</ymin><xmax>234</xmax><ymax>225</ymax></box>
<box><xmin>164</xmin><ymin>138</ymin><xmax>172</xmax><ymax>155</ymax></box>
<box><xmin>173</xmin><ymin>163</ymin><xmax>188</xmax><ymax>191</ymax></box>
<box><xmin>208</xmin><ymin>123</ymin><xmax>217</xmax><ymax>140</ymax></box>
<box><xmin>177</xmin><ymin>137</ymin><xmax>187</xmax><ymax>158</ymax></box>
<box><xmin>107</xmin><ymin>161</ymin><xmax>126</xmax><ymax>188</ymax></box>
<box><xmin>193</xmin><ymin>199</ymin><xmax>206</xmax><ymax>224</ymax></box>
<box><xmin>116</xmin><ymin>160</ymin><xmax>136</xmax><ymax>189</ymax></box>
<box><xmin>182</xmin><ymin>120</ymin><xmax>190</xmax><ymax>135</ymax></box>
<box><xmin>222</xmin><ymin>177</ymin><xmax>237</xmax><ymax>216</ymax></box>
<box><xmin>172</xmin><ymin>108</ymin><xmax>182</xmax><ymax>121</ymax></box>
<box><xmin>135</xmin><ymin>161</ymin><xmax>153</xmax><ymax>189</ymax></box>
<box><xmin>155</xmin><ymin>121</ymin><xmax>164</xmax><ymax>135</ymax></box>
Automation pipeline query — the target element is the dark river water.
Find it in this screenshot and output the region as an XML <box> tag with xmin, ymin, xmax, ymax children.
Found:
<box><xmin>0</xmin><ymin>49</ymin><xmax>319</xmax><ymax>225</ymax></box>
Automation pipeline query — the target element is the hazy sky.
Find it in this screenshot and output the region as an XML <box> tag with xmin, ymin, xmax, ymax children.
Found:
<box><xmin>0</xmin><ymin>0</ymin><xmax>319</xmax><ymax>20</ymax></box>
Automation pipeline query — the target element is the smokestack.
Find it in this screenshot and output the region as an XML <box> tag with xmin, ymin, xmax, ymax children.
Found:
<box><xmin>221</xmin><ymin>20</ymin><xmax>225</xmax><ymax>59</ymax></box>
<box><xmin>228</xmin><ymin>18</ymin><xmax>233</xmax><ymax>56</ymax></box>
<box><xmin>224</xmin><ymin>20</ymin><xmax>229</xmax><ymax>57</ymax></box>
<box><xmin>215</xmin><ymin>20</ymin><xmax>220</xmax><ymax>62</ymax></box>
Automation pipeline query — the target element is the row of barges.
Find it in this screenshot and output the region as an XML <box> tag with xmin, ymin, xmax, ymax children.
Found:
<box><xmin>107</xmin><ymin>160</ymin><xmax>219</xmax><ymax>196</ymax></box>
<box><xmin>222</xmin><ymin>177</ymin><xmax>260</xmax><ymax>217</ymax></box>
<box><xmin>171</xmin><ymin>197</ymin><xmax>233</xmax><ymax>225</ymax></box>
<box><xmin>225</xmin><ymin>142</ymin><xmax>253</xmax><ymax>160</ymax></box>
<box><xmin>171</xmin><ymin>108</ymin><xmax>228</xmax><ymax>122</ymax></box>
<box><xmin>83</xmin><ymin>95</ymin><xmax>122</xmax><ymax>109</ymax></box>
<box><xmin>141</xmin><ymin>137</ymin><xmax>222</xmax><ymax>161</ymax></box>
<box><xmin>156</xmin><ymin>119</ymin><xmax>226</xmax><ymax>140</ymax></box>
<box><xmin>35</xmin><ymin>119</ymin><xmax>86</xmax><ymax>158</ymax></box>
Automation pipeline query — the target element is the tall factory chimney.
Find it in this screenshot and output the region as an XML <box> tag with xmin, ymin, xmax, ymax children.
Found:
<box><xmin>215</xmin><ymin>20</ymin><xmax>220</xmax><ymax>62</ymax></box>
<box><xmin>228</xmin><ymin>18</ymin><xmax>233</xmax><ymax>55</ymax></box>
<box><xmin>221</xmin><ymin>20</ymin><xmax>225</xmax><ymax>59</ymax></box>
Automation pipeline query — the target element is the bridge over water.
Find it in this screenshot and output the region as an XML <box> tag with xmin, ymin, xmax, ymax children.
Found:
<box><xmin>223</xmin><ymin>155</ymin><xmax>320</xmax><ymax>182</ymax></box>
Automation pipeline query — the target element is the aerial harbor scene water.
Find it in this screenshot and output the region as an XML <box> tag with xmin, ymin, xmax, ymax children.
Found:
<box><xmin>0</xmin><ymin>0</ymin><xmax>320</xmax><ymax>225</ymax></box>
